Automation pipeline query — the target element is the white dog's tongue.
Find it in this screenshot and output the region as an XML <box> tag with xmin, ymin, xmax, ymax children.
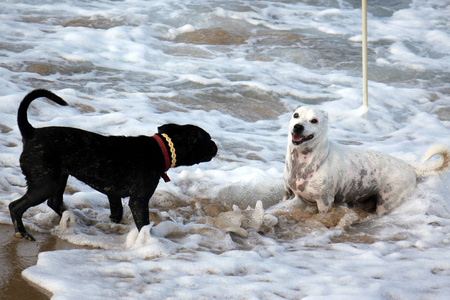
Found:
<box><xmin>292</xmin><ymin>134</ymin><xmax>304</xmax><ymax>142</ymax></box>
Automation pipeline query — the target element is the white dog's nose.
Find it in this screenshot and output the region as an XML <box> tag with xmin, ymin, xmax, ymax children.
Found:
<box><xmin>293</xmin><ymin>124</ymin><xmax>304</xmax><ymax>133</ymax></box>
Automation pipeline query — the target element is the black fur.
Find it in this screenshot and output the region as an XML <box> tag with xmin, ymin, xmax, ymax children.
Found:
<box><xmin>9</xmin><ymin>89</ymin><xmax>218</xmax><ymax>240</ymax></box>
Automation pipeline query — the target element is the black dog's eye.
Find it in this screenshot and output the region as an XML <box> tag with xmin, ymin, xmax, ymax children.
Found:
<box><xmin>293</xmin><ymin>113</ymin><xmax>299</xmax><ymax>119</ymax></box>
<box><xmin>310</xmin><ymin>118</ymin><xmax>318</xmax><ymax>124</ymax></box>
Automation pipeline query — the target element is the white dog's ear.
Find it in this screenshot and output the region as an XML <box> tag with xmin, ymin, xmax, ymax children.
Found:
<box><xmin>322</xmin><ymin>111</ymin><xmax>328</xmax><ymax>122</ymax></box>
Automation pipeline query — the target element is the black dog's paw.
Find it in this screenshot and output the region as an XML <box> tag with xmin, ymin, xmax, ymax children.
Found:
<box><xmin>14</xmin><ymin>231</ymin><xmax>36</xmax><ymax>241</ymax></box>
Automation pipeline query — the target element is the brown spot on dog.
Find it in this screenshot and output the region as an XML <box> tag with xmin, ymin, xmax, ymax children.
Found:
<box><xmin>302</xmin><ymin>148</ymin><xmax>313</xmax><ymax>155</ymax></box>
<box><xmin>297</xmin><ymin>182</ymin><xmax>307</xmax><ymax>192</ymax></box>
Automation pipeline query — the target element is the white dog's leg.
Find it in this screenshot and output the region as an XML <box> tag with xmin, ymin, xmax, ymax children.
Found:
<box><xmin>316</xmin><ymin>195</ymin><xmax>333</xmax><ymax>213</ymax></box>
<box><xmin>375</xmin><ymin>184</ymin><xmax>415</xmax><ymax>214</ymax></box>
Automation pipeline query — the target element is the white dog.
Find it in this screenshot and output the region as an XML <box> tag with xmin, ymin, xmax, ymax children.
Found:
<box><xmin>283</xmin><ymin>106</ymin><xmax>449</xmax><ymax>214</ymax></box>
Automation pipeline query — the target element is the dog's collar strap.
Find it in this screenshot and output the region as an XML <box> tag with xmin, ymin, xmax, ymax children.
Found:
<box><xmin>152</xmin><ymin>134</ymin><xmax>176</xmax><ymax>182</ymax></box>
<box><xmin>161</xmin><ymin>133</ymin><xmax>176</xmax><ymax>168</ymax></box>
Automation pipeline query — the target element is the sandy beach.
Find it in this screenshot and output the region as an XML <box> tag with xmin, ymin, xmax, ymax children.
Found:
<box><xmin>0</xmin><ymin>224</ymin><xmax>86</xmax><ymax>300</ymax></box>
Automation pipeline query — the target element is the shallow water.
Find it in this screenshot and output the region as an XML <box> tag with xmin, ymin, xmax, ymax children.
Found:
<box><xmin>0</xmin><ymin>0</ymin><xmax>449</xmax><ymax>299</ymax></box>
<box><xmin>0</xmin><ymin>225</ymin><xmax>86</xmax><ymax>300</ymax></box>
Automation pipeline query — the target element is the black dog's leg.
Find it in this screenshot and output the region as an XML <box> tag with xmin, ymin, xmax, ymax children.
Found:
<box><xmin>129</xmin><ymin>196</ymin><xmax>151</xmax><ymax>231</ymax></box>
<box><xmin>9</xmin><ymin>183</ymin><xmax>57</xmax><ymax>241</ymax></box>
<box><xmin>108</xmin><ymin>195</ymin><xmax>123</xmax><ymax>223</ymax></box>
<box><xmin>47</xmin><ymin>174</ymin><xmax>69</xmax><ymax>216</ymax></box>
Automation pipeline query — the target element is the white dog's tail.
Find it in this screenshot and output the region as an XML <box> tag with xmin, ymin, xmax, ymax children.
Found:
<box><xmin>414</xmin><ymin>145</ymin><xmax>450</xmax><ymax>178</ymax></box>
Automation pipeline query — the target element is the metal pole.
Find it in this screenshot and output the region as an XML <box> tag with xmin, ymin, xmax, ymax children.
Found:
<box><xmin>362</xmin><ymin>0</ymin><xmax>368</xmax><ymax>109</ymax></box>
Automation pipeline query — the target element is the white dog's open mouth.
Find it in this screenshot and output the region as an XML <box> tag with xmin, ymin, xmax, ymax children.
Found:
<box><xmin>292</xmin><ymin>133</ymin><xmax>314</xmax><ymax>145</ymax></box>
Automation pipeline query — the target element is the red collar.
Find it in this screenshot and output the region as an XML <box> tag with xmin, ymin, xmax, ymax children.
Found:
<box><xmin>152</xmin><ymin>134</ymin><xmax>171</xmax><ymax>182</ymax></box>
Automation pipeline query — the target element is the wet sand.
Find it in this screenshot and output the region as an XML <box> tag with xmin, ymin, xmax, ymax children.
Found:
<box><xmin>0</xmin><ymin>224</ymin><xmax>87</xmax><ymax>300</ymax></box>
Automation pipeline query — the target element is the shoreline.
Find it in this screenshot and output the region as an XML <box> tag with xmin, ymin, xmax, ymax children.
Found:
<box><xmin>0</xmin><ymin>224</ymin><xmax>87</xmax><ymax>300</ymax></box>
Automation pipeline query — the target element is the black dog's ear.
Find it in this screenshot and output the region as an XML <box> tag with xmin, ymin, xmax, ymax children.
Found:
<box><xmin>158</xmin><ymin>124</ymin><xmax>176</xmax><ymax>134</ymax></box>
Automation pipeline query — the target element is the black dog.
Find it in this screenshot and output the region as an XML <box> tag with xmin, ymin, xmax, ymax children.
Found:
<box><xmin>9</xmin><ymin>89</ymin><xmax>218</xmax><ymax>241</ymax></box>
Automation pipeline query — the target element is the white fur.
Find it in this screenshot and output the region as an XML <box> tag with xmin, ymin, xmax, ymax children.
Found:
<box><xmin>283</xmin><ymin>106</ymin><xmax>449</xmax><ymax>214</ymax></box>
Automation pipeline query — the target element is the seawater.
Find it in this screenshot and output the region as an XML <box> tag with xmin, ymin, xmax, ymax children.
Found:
<box><xmin>0</xmin><ymin>0</ymin><xmax>449</xmax><ymax>299</ymax></box>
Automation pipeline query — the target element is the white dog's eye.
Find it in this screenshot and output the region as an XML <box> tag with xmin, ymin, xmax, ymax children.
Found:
<box><xmin>293</xmin><ymin>113</ymin><xmax>299</xmax><ymax>118</ymax></box>
<box><xmin>310</xmin><ymin>118</ymin><xmax>318</xmax><ymax>124</ymax></box>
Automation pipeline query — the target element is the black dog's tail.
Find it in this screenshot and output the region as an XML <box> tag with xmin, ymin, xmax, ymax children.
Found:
<box><xmin>18</xmin><ymin>89</ymin><xmax>69</xmax><ymax>140</ymax></box>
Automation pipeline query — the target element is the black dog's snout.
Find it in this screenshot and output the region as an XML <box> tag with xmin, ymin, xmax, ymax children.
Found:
<box><xmin>293</xmin><ymin>124</ymin><xmax>304</xmax><ymax>133</ymax></box>
<box><xmin>211</xmin><ymin>141</ymin><xmax>218</xmax><ymax>156</ymax></box>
